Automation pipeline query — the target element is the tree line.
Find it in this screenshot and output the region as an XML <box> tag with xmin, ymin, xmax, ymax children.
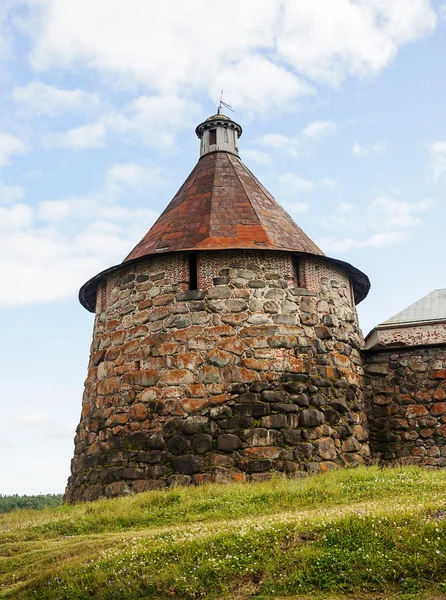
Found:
<box><xmin>0</xmin><ymin>494</ymin><xmax>63</xmax><ymax>513</ymax></box>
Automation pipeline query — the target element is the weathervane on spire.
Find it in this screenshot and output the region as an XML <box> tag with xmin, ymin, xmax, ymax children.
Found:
<box><xmin>217</xmin><ymin>90</ymin><xmax>234</xmax><ymax>115</ymax></box>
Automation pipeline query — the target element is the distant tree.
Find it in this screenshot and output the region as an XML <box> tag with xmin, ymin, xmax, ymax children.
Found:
<box><xmin>0</xmin><ymin>494</ymin><xmax>63</xmax><ymax>513</ymax></box>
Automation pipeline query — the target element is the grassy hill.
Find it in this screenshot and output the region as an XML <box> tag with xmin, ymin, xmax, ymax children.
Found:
<box><xmin>1</xmin><ymin>466</ymin><xmax>445</xmax><ymax>600</ymax></box>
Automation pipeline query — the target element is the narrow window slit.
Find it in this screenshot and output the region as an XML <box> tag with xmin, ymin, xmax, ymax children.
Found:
<box><xmin>349</xmin><ymin>279</ymin><xmax>355</xmax><ymax>307</ymax></box>
<box><xmin>189</xmin><ymin>254</ymin><xmax>198</xmax><ymax>290</ymax></box>
<box><xmin>209</xmin><ymin>129</ymin><xmax>217</xmax><ymax>145</ymax></box>
<box><xmin>293</xmin><ymin>257</ymin><xmax>301</xmax><ymax>287</ymax></box>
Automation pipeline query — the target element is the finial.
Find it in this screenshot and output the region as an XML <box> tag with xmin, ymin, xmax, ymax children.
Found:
<box><xmin>217</xmin><ymin>90</ymin><xmax>234</xmax><ymax>115</ymax></box>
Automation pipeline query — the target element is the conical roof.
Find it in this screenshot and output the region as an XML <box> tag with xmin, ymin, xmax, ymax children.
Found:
<box><xmin>79</xmin><ymin>113</ymin><xmax>370</xmax><ymax>312</ymax></box>
<box><xmin>123</xmin><ymin>151</ymin><xmax>324</xmax><ymax>262</ymax></box>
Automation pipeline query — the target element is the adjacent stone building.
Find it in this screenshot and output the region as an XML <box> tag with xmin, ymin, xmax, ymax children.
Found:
<box><xmin>64</xmin><ymin>113</ymin><xmax>446</xmax><ymax>503</ymax></box>
<box><xmin>364</xmin><ymin>289</ymin><xmax>446</xmax><ymax>467</ymax></box>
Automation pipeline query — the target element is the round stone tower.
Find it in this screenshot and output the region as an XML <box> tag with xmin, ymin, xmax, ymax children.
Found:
<box><xmin>65</xmin><ymin>113</ymin><xmax>371</xmax><ymax>502</ymax></box>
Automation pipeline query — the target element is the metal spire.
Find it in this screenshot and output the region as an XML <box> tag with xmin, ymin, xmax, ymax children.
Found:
<box><xmin>217</xmin><ymin>90</ymin><xmax>234</xmax><ymax>115</ymax></box>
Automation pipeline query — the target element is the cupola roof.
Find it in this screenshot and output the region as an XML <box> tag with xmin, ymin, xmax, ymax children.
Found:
<box><xmin>79</xmin><ymin>113</ymin><xmax>370</xmax><ymax>312</ymax></box>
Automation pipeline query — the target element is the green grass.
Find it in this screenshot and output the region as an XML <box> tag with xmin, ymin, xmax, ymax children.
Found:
<box><xmin>1</xmin><ymin>466</ymin><xmax>446</xmax><ymax>599</ymax></box>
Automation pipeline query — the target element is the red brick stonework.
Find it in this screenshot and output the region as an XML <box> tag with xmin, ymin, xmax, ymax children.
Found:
<box><xmin>65</xmin><ymin>250</ymin><xmax>370</xmax><ymax>502</ymax></box>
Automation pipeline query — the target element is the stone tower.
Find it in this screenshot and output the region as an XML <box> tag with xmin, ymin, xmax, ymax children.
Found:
<box><xmin>65</xmin><ymin>113</ymin><xmax>371</xmax><ymax>503</ymax></box>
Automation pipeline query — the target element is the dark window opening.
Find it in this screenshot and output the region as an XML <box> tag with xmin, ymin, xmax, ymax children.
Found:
<box><xmin>209</xmin><ymin>129</ymin><xmax>217</xmax><ymax>145</ymax></box>
<box><xmin>349</xmin><ymin>279</ymin><xmax>355</xmax><ymax>307</ymax></box>
<box><xmin>189</xmin><ymin>254</ymin><xmax>198</xmax><ymax>290</ymax></box>
<box><xmin>293</xmin><ymin>257</ymin><xmax>301</xmax><ymax>287</ymax></box>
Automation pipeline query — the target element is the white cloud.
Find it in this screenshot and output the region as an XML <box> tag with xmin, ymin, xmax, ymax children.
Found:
<box><xmin>11</xmin><ymin>80</ymin><xmax>101</xmax><ymax>117</ymax></box>
<box><xmin>0</xmin><ymin>164</ymin><xmax>161</xmax><ymax>307</ymax></box>
<box><xmin>25</xmin><ymin>168</ymin><xmax>42</xmax><ymax>179</ymax></box>
<box><xmin>209</xmin><ymin>55</ymin><xmax>315</xmax><ymax>115</ymax></box>
<box><xmin>353</xmin><ymin>142</ymin><xmax>367</xmax><ymax>157</ymax></box>
<box><xmin>10</xmin><ymin>411</ymin><xmax>76</xmax><ymax>438</ymax></box>
<box><xmin>320</xmin><ymin>178</ymin><xmax>338</xmax><ymax>190</ymax></box>
<box><xmin>0</xmin><ymin>204</ymin><xmax>33</xmax><ymax>230</ymax></box>
<box><xmin>19</xmin><ymin>0</ymin><xmax>437</xmax><ymax>114</ymax></box>
<box><xmin>107</xmin><ymin>94</ymin><xmax>201</xmax><ymax>147</ymax></box>
<box><xmin>42</xmin><ymin>94</ymin><xmax>201</xmax><ymax>151</ymax></box>
<box><xmin>13</xmin><ymin>412</ymin><xmax>50</xmax><ymax>426</ymax></box>
<box><xmin>256</xmin><ymin>121</ymin><xmax>337</xmax><ymax>160</ymax></box>
<box><xmin>281</xmin><ymin>174</ymin><xmax>315</xmax><ymax>192</ymax></box>
<box><xmin>0</xmin><ymin>132</ymin><xmax>29</xmax><ymax>166</ymax></box>
<box><xmin>37</xmin><ymin>162</ymin><xmax>163</xmax><ymax>222</ymax></box>
<box><xmin>242</xmin><ymin>149</ymin><xmax>272</xmax><ymax>166</ymax></box>
<box><xmin>258</xmin><ymin>134</ymin><xmax>296</xmax><ymax>149</ymax></box>
<box><xmin>106</xmin><ymin>162</ymin><xmax>163</xmax><ymax>191</ymax></box>
<box><xmin>368</xmin><ymin>196</ymin><xmax>431</xmax><ymax>229</ymax></box>
<box><xmin>277</xmin><ymin>1</ymin><xmax>436</xmax><ymax>87</ymax></box>
<box><xmin>324</xmin><ymin>196</ymin><xmax>431</xmax><ymax>231</ymax></box>
<box><xmin>26</xmin><ymin>1</ymin><xmax>277</xmax><ymax>89</ymax></box>
<box><xmin>47</xmin><ymin>422</ymin><xmax>78</xmax><ymax>439</ymax></box>
<box><xmin>0</xmin><ymin>181</ymin><xmax>25</xmax><ymax>204</ymax></box>
<box><xmin>257</xmin><ymin>133</ymin><xmax>301</xmax><ymax>158</ymax></box>
<box><xmin>43</xmin><ymin>123</ymin><xmax>106</xmax><ymax>150</ymax></box>
<box><xmin>282</xmin><ymin>201</ymin><xmax>309</xmax><ymax>215</ymax></box>
<box><xmin>319</xmin><ymin>231</ymin><xmax>410</xmax><ymax>253</ymax></box>
<box><xmin>38</xmin><ymin>195</ymin><xmax>157</xmax><ymax>225</ymax></box>
<box><xmin>0</xmin><ymin>212</ymin><xmax>157</xmax><ymax>307</ymax></box>
<box><xmin>302</xmin><ymin>120</ymin><xmax>338</xmax><ymax>140</ymax></box>
<box><xmin>279</xmin><ymin>173</ymin><xmax>338</xmax><ymax>194</ymax></box>
<box><xmin>318</xmin><ymin>195</ymin><xmax>432</xmax><ymax>253</ymax></box>
<box><xmin>0</xmin><ymin>2</ymin><xmax>13</xmax><ymax>61</ymax></box>
<box><xmin>353</xmin><ymin>140</ymin><xmax>387</xmax><ymax>157</ymax></box>
<box><xmin>430</xmin><ymin>141</ymin><xmax>446</xmax><ymax>181</ymax></box>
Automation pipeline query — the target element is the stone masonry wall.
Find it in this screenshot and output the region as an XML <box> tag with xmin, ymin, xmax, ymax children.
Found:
<box><xmin>65</xmin><ymin>250</ymin><xmax>370</xmax><ymax>502</ymax></box>
<box><xmin>364</xmin><ymin>347</ymin><xmax>446</xmax><ymax>466</ymax></box>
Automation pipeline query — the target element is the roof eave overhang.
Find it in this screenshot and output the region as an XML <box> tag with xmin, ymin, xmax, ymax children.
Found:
<box><xmin>195</xmin><ymin>117</ymin><xmax>242</xmax><ymax>138</ymax></box>
<box><xmin>79</xmin><ymin>248</ymin><xmax>370</xmax><ymax>313</ymax></box>
<box><xmin>374</xmin><ymin>318</ymin><xmax>446</xmax><ymax>330</ymax></box>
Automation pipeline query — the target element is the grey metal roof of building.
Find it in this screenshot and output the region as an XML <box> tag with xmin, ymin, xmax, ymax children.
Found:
<box><xmin>379</xmin><ymin>289</ymin><xmax>446</xmax><ymax>327</ymax></box>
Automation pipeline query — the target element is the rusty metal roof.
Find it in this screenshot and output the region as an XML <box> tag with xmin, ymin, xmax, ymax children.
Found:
<box><xmin>123</xmin><ymin>152</ymin><xmax>324</xmax><ymax>261</ymax></box>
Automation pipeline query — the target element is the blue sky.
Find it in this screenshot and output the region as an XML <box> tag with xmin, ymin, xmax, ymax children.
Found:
<box><xmin>1</xmin><ymin>0</ymin><xmax>446</xmax><ymax>494</ymax></box>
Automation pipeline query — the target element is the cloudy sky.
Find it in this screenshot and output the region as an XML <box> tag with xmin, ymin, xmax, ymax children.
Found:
<box><xmin>1</xmin><ymin>0</ymin><xmax>446</xmax><ymax>494</ymax></box>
